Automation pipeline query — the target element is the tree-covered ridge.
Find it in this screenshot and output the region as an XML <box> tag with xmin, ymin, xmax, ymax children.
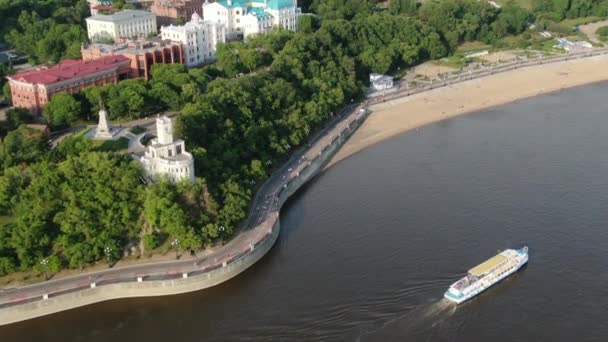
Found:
<box><xmin>0</xmin><ymin>129</ymin><xmax>222</xmax><ymax>274</ymax></box>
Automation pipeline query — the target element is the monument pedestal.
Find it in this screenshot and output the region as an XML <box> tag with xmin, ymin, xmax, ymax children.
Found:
<box><xmin>87</xmin><ymin>105</ymin><xmax>123</xmax><ymax>140</ymax></box>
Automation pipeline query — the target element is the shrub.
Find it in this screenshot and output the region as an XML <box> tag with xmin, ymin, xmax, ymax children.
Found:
<box><xmin>596</xmin><ymin>26</ymin><xmax>608</xmax><ymax>37</ymax></box>
<box><xmin>142</xmin><ymin>233</ymin><xmax>159</xmax><ymax>251</ymax></box>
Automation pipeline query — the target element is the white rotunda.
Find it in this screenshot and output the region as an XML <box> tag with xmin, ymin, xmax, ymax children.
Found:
<box><xmin>140</xmin><ymin>116</ymin><xmax>195</xmax><ymax>183</ymax></box>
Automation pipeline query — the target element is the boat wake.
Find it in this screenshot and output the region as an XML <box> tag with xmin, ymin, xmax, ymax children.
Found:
<box><xmin>355</xmin><ymin>298</ymin><xmax>459</xmax><ymax>342</ymax></box>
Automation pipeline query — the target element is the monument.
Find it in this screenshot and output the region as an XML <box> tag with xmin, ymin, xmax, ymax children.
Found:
<box><xmin>94</xmin><ymin>102</ymin><xmax>114</xmax><ymax>139</ymax></box>
<box><xmin>139</xmin><ymin>116</ymin><xmax>195</xmax><ymax>183</ymax></box>
<box><xmin>88</xmin><ymin>100</ymin><xmax>122</xmax><ymax>140</ymax></box>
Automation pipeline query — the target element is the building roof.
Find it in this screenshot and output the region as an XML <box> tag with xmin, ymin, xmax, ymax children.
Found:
<box><xmin>247</xmin><ymin>6</ymin><xmax>272</xmax><ymax>19</ymax></box>
<box><xmin>87</xmin><ymin>9</ymin><xmax>155</xmax><ymax>22</ymax></box>
<box><xmin>92</xmin><ymin>5</ymin><xmax>116</xmax><ymax>12</ymax></box>
<box><xmin>216</xmin><ymin>0</ymin><xmax>289</xmax><ymax>9</ymax></box>
<box><xmin>468</xmin><ymin>253</ymin><xmax>507</xmax><ymax>277</ymax></box>
<box><xmin>216</xmin><ymin>0</ymin><xmax>246</xmax><ymax>8</ymax></box>
<box><xmin>10</xmin><ymin>55</ymin><xmax>130</xmax><ymax>85</ymax></box>
<box><xmin>84</xmin><ymin>39</ymin><xmax>179</xmax><ymax>56</ymax></box>
<box><xmin>161</xmin><ymin>12</ymin><xmax>216</xmax><ymax>33</ymax></box>
<box><xmin>267</xmin><ymin>0</ymin><xmax>293</xmax><ymax>10</ymax></box>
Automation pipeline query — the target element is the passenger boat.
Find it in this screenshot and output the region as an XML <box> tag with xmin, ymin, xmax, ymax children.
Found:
<box><xmin>444</xmin><ymin>246</ymin><xmax>528</xmax><ymax>304</ymax></box>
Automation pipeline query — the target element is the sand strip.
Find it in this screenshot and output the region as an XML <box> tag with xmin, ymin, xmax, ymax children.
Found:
<box><xmin>329</xmin><ymin>54</ymin><xmax>608</xmax><ymax>167</ymax></box>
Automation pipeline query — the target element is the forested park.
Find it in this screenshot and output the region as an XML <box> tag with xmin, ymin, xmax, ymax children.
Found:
<box><xmin>1</xmin><ymin>0</ymin><xmax>608</xmax><ymax>279</ymax></box>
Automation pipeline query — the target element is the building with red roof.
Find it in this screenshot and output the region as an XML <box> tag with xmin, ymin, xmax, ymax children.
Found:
<box><xmin>81</xmin><ymin>38</ymin><xmax>184</xmax><ymax>80</ymax></box>
<box><xmin>7</xmin><ymin>55</ymin><xmax>131</xmax><ymax>114</ymax></box>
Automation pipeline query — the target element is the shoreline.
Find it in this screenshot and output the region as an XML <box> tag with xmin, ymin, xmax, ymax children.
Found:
<box><xmin>329</xmin><ymin>54</ymin><xmax>608</xmax><ymax>167</ymax></box>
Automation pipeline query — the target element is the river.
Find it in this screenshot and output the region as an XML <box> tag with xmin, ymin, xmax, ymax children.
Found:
<box><xmin>2</xmin><ymin>83</ymin><xmax>608</xmax><ymax>341</ymax></box>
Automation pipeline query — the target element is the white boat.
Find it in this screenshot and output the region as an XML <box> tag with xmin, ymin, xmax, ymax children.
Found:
<box><xmin>444</xmin><ymin>246</ymin><xmax>528</xmax><ymax>304</ymax></box>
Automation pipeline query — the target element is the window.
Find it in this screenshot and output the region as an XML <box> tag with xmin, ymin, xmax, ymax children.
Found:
<box><xmin>168</xmin><ymin>149</ymin><xmax>173</xmax><ymax>157</ymax></box>
<box><xmin>176</xmin><ymin>145</ymin><xmax>182</xmax><ymax>154</ymax></box>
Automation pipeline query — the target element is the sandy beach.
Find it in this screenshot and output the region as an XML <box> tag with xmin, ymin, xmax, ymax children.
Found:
<box><xmin>329</xmin><ymin>54</ymin><xmax>608</xmax><ymax>167</ymax></box>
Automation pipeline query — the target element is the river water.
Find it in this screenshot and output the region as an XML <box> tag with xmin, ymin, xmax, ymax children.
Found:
<box><xmin>3</xmin><ymin>83</ymin><xmax>608</xmax><ymax>341</ymax></box>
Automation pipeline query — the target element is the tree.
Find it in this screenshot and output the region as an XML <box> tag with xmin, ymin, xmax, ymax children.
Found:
<box><xmin>389</xmin><ymin>0</ymin><xmax>419</xmax><ymax>15</ymax></box>
<box><xmin>0</xmin><ymin>126</ymin><xmax>49</xmax><ymax>172</ymax></box>
<box><xmin>6</xmin><ymin>10</ymin><xmax>86</xmax><ymax>64</ymax></box>
<box><xmin>240</xmin><ymin>48</ymin><xmax>262</xmax><ymax>72</ymax></box>
<box><xmin>44</xmin><ymin>93</ymin><xmax>82</xmax><ymax>127</ymax></box>
<box><xmin>2</xmin><ymin>83</ymin><xmax>11</xmax><ymax>105</ymax></box>
<box><xmin>4</xmin><ymin>108</ymin><xmax>32</xmax><ymax>131</ymax></box>
<box><xmin>298</xmin><ymin>15</ymin><xmax>316</xmax><ymax>33</ymax></box>
<box><xmin>142</xmin><ymin>233</ymin><xmax>159</xmax><ymax>251</ymax></box>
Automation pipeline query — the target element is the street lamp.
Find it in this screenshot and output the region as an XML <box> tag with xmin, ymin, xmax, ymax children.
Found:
<box><xmin>219</xmin><ymin>226</ymin><xmax>226</xmax><ymax>245</ymax></box>
<box><xmin>171</xmin><ymin>238</ymin><xmax>180</xmax><ymax>259</ymax></box>
<box><xmin>40</xmin><ymin>258</ymin><xmax>49</xmax><ymax>280</ymax></box>
<box><xmin>104</xmin><ymin>246</ymin><xmax>113</xmax><ymax>263</ymax></box>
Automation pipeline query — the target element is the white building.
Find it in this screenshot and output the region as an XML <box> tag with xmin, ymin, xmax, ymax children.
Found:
<box><xmin>203</xmin><ymin>0</ymin><xmax>301</xmax><ymax>39</ymax></box>
<box><xmin>161</xmin><ymin>12</ymin><xmax>226</xmax><ymax>66</ymax></box>
<box><xmin>86</xmin><ymin>10</ymin><xmax>158</xmax><ymax>42</ymax></box>
<box><xmin>140</xmin><ymin>116</ymin><xmax>195</xmax><ymax>183</ymax></box>
<box><xmin>370</xmin><ymin>73</ymin><xmax>394</xmax><ymax>91</ymax></box>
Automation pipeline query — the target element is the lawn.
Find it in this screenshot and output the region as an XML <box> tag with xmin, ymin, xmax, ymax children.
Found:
<box><xmin>434</xmin><ymin>55</ymin><xmax>467</xmax><ymax>69</ymax></box>
<box><xmin>456</xmin><ymin>41</ymin><xmax>492</xmax><ymax>54</ymax></box>
<box><xmin>92</xmin><ymin>137</ymin><xmax>129</xmax><ymax>152</ymax></box>
<box><xmin>495</xmin><ymin>0</ymin><xmax>533</xmax><ymax>10</ymax></box>
<box><xmin>561</xmin><ymin>16</ymin><xmax>604</xmax><ymax>28</ymax></box>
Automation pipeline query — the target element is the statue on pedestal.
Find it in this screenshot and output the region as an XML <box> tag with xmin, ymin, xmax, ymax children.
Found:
<box><xmin>94</xmin><ymin>100</ymin><xmax>114</xmax><ymax>140</ymax></box>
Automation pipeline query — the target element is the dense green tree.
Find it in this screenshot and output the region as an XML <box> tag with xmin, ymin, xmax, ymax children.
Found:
<box><xmin>44</xmin><ymin>93</ymin><xmax>82</xmax><ymax>127</ymax></box>
<box><xmin>6</xmin><ymin>10</ymin><xmax>86</xmax><ymax>64</ymax></box>
<box><xmin>310</xmin><ymin>0</ymin><xmax>374</xmax><ymax>20</ymax></box>
<box><xmin>389</xmin><ymin>0</ymin><xmax>419</xmax><ymax>15</ymax></box>
<box><xmin>143</xmin><ymin>179</ymin><xmax>216</xmax><ymax>253</ymax></box>
<box><xmin>52</xmin><ymin>153</ymin><xmax>143</xmax><ymax>268</ymax></box>
<box><xmin>3</xmin><ymin>108</ymin><xmax>32</xmax><ymax>132</ymax></box>
<box><xmin>298</xmin><ymin>15</ymin><xmax>316</xmax><ymax>33</ymax></box>
<box><xmin>0</xmin><ymin>126</ymin><xmax>49</xmax><ymax>172</ymax></box>
<box><xmin>2</xmin><ymin>83</ymin><xmax>11</xmax><ymax>105</ymax></box>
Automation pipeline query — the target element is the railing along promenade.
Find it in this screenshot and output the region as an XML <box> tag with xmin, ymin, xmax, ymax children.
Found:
<box><xmin>1</xmin><ymin>47</ymin><xmax>608</xmax><ymax>325</ymax></box>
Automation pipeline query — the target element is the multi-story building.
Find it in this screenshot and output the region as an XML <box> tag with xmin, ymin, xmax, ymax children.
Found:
<box><xmin>151</xmin><ymin>0</ymin><xmax>204</xmax><ymax>26</ymax></box>
<box><xmin>202</xmin><ymin>0</ymin><xmax>301</xmax><ymax>39</ymax></box>
<box><xmin>81</xmin><ymin>38</ymin><xmax>185</xmax><ymax>80</ymax></box>
<box><xmin>7</xmin><ymin>56</ymin><xmax>131</xmax><ymax>114</ymax></box>
<box><xmin>85</xmin><ymin>10</ymin><xmax>158</xmax><ymax>42</ymax></box>
<box><xmin>139</xmin><ymin>116</ymin><xmax>195</xmax><ymax>183</ymax></box>
<box><xmin>161</xmin><ymin>13</ymin><xmax>225</xmax><ymax>67</ymax></box>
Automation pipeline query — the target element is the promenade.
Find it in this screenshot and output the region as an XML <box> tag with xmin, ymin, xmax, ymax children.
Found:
<box><xmin>3</xmin><ymin>46</ymin><xmax>608</xmax><ymax>325</ymax></box>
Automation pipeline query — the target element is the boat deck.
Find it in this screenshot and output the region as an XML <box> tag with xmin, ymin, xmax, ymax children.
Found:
<box><xmin>468</xmin><ymin>253</ymin><xmax>507</xmax><ymax>277</ymax></box>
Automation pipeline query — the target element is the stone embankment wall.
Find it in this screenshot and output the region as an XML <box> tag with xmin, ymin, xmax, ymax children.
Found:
<box><xmin>0</xmin><ymin>108</ymin><xmax>369</xmax><ymax>326</ymax></box>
